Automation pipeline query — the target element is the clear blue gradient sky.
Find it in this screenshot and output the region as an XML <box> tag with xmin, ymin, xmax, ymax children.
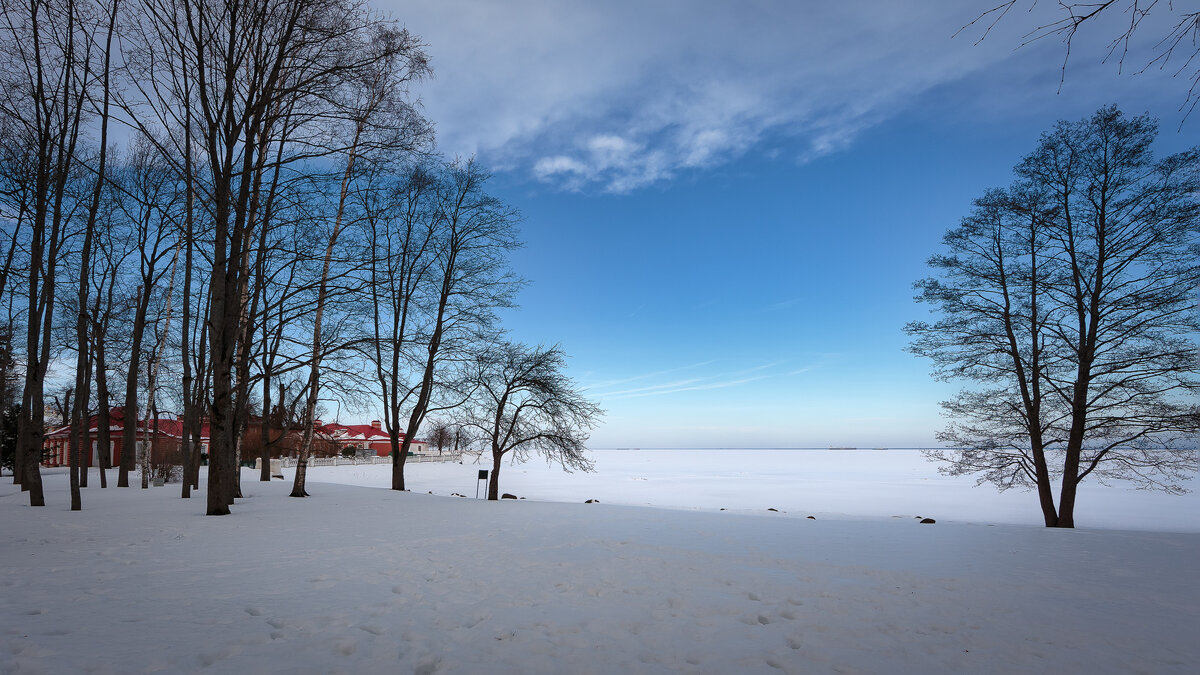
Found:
<box><xmin>384</xmin><ymin>1</ymin><xmax>1195</xmax><ymax>448</ymax></box>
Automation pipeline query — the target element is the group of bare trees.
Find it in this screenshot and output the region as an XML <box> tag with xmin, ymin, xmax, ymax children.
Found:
<box><xmin>909</xmin><ymin>106</ymin><xmax>1199</xmax><ymax>527</ymax></box>
<box><xmin>0</xmin><ymin>0</ymin><xmax>600</xmax><ymax>513</ymax></box>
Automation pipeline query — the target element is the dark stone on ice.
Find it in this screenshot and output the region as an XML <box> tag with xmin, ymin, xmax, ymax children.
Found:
<box><xmin>806</xmin><ymin>516</ymin><xmax>816</xmax><ymax>520</ymax></box>
<box><xmin>585</xmin><ymin>499</ymin><xmax>599</xmax><ymax>503</ymax></box>
<box><xmin>501</xmin><ymin>493</ymin><xmax>518</xmax><ymax>500</ymax></box>
<box><xmin>920</xmin><ymin>518</ymin><xmax>936</xmax><ymax>524</ymax></box>
<box><xmin>767</xmin><ymin>508</ymin><xmax>778</xmax><ymax>512</ymax></box>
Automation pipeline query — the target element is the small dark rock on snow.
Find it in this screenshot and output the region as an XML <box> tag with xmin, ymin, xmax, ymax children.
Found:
<box><xmin>501</xmin><ymin>493</ymin><xmax>518</xmax><ymax>500</ymax></box>
<box><xmin>585</xmin><ymin>499</ymin><xmax>599</xmax><ymax>503</ymax></box>
<box><xmin>806</xmin><ymin>516</ymin><xmax>816</xmax><ymax>520</ymax></box>
<box><xmin>767</xmin><ymin>508</ymin><xmax>778</xmax><ymax>512</ymax></box>
<box><xmin>920</xmin><ymin>518</ymin><xmax>936</xmax><ymax>524</ymax></box>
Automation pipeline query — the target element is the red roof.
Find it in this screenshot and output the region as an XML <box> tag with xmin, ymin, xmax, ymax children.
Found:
<box><xmin>320</xmin><ymin>422</ymin><xmax>393</xmax><ymax>442</ymax></box>
<box><xmin>45</xmin><ymin>408</ymin><xmax>183</xmax><ymax>439</ymax></box>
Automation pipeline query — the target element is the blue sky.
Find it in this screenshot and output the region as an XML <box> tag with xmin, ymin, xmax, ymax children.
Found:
<box><xmin>387</xmin><ymin>1</ymin><xmax>1195</xmax><ymax>448</ymax></box>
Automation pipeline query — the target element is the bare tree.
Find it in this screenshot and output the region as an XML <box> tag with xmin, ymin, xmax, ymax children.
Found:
<box><xmin>66</xmin><ymin>0</ymin><xmax>119</xmax><ymax>509</ymax></box>
<box><xmin>910</xmin><ymin>106</ymin><xmax>1200</xmax><ymax>527</ymax></box>
<box><xmin>88</xmin><ymin>197</ymin><xmax>129</xmax><ymax>490</ymax></box>
<box><xmin>385</xmin><ymin>159</ymin><xmax>521</xmax><ymax>492</ymax></box>
<box><xmin>909</xmin><ymin>185</ymin><xmax>1066</xmax><ymax>526</ymax></box>
<box><xmin>0</xmin><ymin>0</ymin><xmax>97</xmax><ymax>506</ymax></box>
<box><xmin>364</xmin><ymin>163</ymin><xmax>437</xmax><ymax>481</ymax></box>
<box><xmin>963</xmin><ymin>1</ymin><xmax>1200</xmax><ymax>117</ymax></box>
<box><xmin>111</xmin><ymin>142</ymin><xmax>180</xmax><ymax>488</ymax></box>
<box><xmin>427</xmin><ymin>421</ymin><xmax>452</xmax><ymax>455</ymax></box>
<box><xmin>140</xmin><ymin>243</ymin><xmax>180</xmax><ymax>489</ymax></box>
<box><xmin>463</xmin><ymin>343</ymin><xmax>602</xmax><ymax>501</ymax></box>
<box><xmin>291</xmin><ymin>35</ymin><xmax>431</xmax><ymax>498</ymax></box>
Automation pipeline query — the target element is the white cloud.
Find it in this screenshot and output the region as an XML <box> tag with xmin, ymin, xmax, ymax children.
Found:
<box><xmin>386</xmin><ymin>0</ymin><xmax>1179</xmax><ymax>192</ymax></box>
<box><xmin>532</xmin><ymin>155</ymin><xmax>587</xmax><ymax>179</ymax></box>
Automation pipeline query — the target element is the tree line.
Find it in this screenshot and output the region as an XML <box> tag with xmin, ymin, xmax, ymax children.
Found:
<box><xmin>0</xmin><ymin>0</ymin><xmax>600</xmax><ymax>512</ymax></box>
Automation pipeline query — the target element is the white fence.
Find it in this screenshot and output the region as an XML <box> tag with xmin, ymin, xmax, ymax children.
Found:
<box><xmin>279</xmin><ymin>452</ymin><xmax>462</xmax><ymax>469</ymax></box>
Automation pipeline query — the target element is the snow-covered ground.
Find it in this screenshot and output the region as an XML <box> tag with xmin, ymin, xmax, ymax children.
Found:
<box><xmin>1</xmin><ymin>450</ymin><xmax>1197</xmax><ymax>674</ymax></box>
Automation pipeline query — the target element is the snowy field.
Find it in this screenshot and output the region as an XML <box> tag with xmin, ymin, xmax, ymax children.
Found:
<box><xmin>1</xmin><ymin>450</ymin><xmax>1197</xmax><ymax>674</ymax></box>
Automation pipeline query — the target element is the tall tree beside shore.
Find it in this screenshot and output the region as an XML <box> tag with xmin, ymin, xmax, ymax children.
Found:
<box><xmin>909</xmin><ymin>106</ymin><xmax>1200</xmax><ymax>527</ymax></box>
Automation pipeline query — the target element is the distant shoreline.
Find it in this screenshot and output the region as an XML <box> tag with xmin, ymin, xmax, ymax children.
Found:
<box><xmin>601</xmin><ymin>447</ymin><xmax>942</xmax><ymax>451</ymax></box>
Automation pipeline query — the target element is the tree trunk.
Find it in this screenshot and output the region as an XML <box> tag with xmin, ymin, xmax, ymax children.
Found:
<box><xmin>17</xmin><ymin>377</ymin><xmax>46</xmax><ymax>505</ymax></box>
<box><xmin>391</xmin><ymin>438</ymin><xmax>408</xmax><ymax>491</ymax></box>
<box><xmin>1033</xmin><ymin>455</ymin><xmax>1058</xmax><ymax>527</ymax></box>
<box><xmin>94</xmin><ymin>348</ymin><xmax>111</xmax><ymax>489</ymax></box>
<box><xmin>119</xmin><ymin>286</ymin><xmax>149</xmax><ymax>488</ymax></box>
<box><xmin>231</xmin><ymin>429</ymin><xmax>243</xmax><ymax>503</ymax></box>
<box><xmin>259</xmin><ymin>375</ymin><xmax>271</xmax><ymax>482</ymax></box>
<box><xmin>292</xmin><ymin>456</ymin><xmax>309</xmax><ymax>498</ymax></box>
<box><xmin>206</xmin><ymin>159</ymin><xmax>237</xmax><ymax>516</ymax></box>
<box><xmin>68</xmin><ymin>411</ymin><xmax>80</xmax><ymax>511</ymax></box>
<box><xmin>487</xmin><ymin>451</ymin><xmax>502</xmax><ymax>501</ymax></box>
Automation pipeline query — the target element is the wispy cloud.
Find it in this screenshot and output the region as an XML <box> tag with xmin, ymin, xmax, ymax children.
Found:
<box><xmin>584</xmin><ymin>361</ymin><xmax>714</xmax><ymax>391</ymax></box>
<box><xmin>594</xmin><ymin>377</ymin><xmax>710</xmax><ymax>399</ymax></box>
<box><xmin>597</xmin><ymin>372</ymin><xmax>768</xmax><ymax>398</ymax></box>
<box><xmin>762</xmin><ymin>297</ymin><xmax>804</xmax><ymax>313</ymax></box>
<box><xmin>590</xmin><ymin>360</ymin><xmax>785</xmax><ymax>400</ymax></box>
<box><xmin>786</xmin><ymin>352</ymin><xmax>841</xmax><ymax>377</ymax></box>
<box><xmin>395</xmin><ymin>0</ymin><xmax>1040</xmax><ymax>192</ymax></box>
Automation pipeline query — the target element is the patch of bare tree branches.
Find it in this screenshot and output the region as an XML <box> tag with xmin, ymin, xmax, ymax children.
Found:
<box><xmin>962</xmin><ymin>1</ymin><xmax>1200</xmax><ymax>118</ymax></box>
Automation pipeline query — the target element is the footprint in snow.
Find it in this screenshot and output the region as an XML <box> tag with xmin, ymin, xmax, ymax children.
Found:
<box><xmin>334</xmin><ymin>638</ymin><xmax>356</xmax><ymax>656</ymax></box>
<box><xmin>198</xmin><ymin>647</ymin><xmax>233</xmax><ymax>667</ymax></box>
<box><xmin>413</xmin><ymin>657</ymin><xmax>441</xmax><ymax>675</ymax></box>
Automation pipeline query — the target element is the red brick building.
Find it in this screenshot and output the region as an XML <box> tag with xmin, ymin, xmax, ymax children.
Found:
<box><xmin>321</xmin><ymin>420</ymin><xmax>428</xmax><ymax>457</ymax></box>
<box><xmin>42</xmin><ymin>410</ymin><xmax>427</xmax><ymax>466</ymax></box>
<box><xmin>41</xmin><ymin>407</ymin><xmax>182</xmax><ymax>468</ymax></box>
